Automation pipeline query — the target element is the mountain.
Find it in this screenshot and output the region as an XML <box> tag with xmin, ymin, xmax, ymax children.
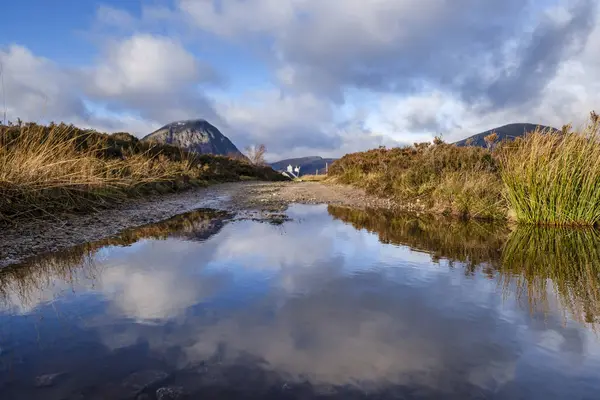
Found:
<box><xmin>142</xmin><ymin>119</ymin><xmax>244</xmax><ymax>157</ymax></box>
<box><xmin>454</xmin><ymin>123</ymin><xmax>559</xmax><ymax>147</ymax></box>
<box><xmin>270</xmin><ymin>156</ymin><xmax>337</xmax><ymax>176</ymax></box>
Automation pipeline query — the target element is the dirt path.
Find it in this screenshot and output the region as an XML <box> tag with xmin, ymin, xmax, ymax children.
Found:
<box><xmin>0</xmin><ymin>181</ymin><xmax>394</xmax><ymax>268</ymax></box>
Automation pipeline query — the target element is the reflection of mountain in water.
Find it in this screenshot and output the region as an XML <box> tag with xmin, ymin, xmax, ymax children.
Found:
<box><xmin>328</xmin><ymin>205</ymin><xmax>600</xmax><ymax>326</ymax></box>
<box><xmin>0</xmin><ymin>209</ymin><xmax>231</xmax><ymax>309</ymax></box>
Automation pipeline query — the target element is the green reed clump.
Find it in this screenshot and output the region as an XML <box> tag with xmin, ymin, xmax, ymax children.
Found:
<box><xmin>499</xmin><ymin>113</ymin><xmax>600</xmax><ymax>226</ymax></box>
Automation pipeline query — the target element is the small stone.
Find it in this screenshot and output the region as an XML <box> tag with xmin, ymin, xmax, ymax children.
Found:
<box><xmin>35</xmin><ymin>372</ymin><xmax>66</xmax><ymax>387</ymax></box>
<box><xmin>156</xmin><ymin>386</ymin><xmax>185</xmax><ymax>400</ymax></box>
<box><xmin>121</xmin><ymin>370</ymin><xmax>169</xmax><ymax>397</ymax></box>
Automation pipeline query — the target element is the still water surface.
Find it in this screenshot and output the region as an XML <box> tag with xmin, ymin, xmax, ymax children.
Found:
<box><xmin>1</xmin><ymin>205</ymin><xmax>600</xmax><ymax>399</ymax></box>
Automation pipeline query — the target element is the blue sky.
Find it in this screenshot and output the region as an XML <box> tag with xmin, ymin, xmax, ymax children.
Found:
<box><xmin>0</xmin><ymin>1</ymin><xmax>99</xmax><ymax>62</ymax></box>
<box><xmin>1</xmin><ymin>0</ymin><xmax>598</xmax><ymax>160</ymax></box>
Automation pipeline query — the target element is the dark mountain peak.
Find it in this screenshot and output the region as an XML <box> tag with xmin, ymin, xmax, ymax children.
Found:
<box><xmin>142</xmin><ymin>119</ymin><xmax>243</xmax><ymax>157</ymax></box>
<box><xmin>454</xmin><ymin>123</ymin><xmax>559</xmax><ymax>147</ymax></box>
<box><xmin>270</xmin><ymin>156</ymin><xmax>337</xmax><ymax>176</ymax></box>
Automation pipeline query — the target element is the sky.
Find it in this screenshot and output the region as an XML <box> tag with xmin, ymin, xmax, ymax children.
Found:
<box><xmin>0</xmin><ymin>0</ymin><xmax>599</xmax><ymax>161</ymax></box>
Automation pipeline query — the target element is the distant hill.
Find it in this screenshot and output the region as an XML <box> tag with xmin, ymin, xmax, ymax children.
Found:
<box><xmin>270</xmin><ymin>156</ymin><xmax>337</xmax><ymax>176</ymax></box>
<box><xmin>454</xmin><ymin>123</ymin><xmax>559</xmax><ymax>147</ymax></box>
<box><xmin>142</xmin><ymin>119</ymin><xmax>244</xmax><ymax>157</ymax></box>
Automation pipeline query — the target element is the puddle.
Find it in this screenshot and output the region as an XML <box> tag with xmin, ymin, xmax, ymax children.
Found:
<box><xmin>1</xmin><ymin>205</ymin><xmax>600</xmax><ymax>399</ymax></box>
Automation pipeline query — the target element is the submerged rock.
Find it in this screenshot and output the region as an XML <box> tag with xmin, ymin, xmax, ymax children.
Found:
<box><xmin>35</xmin><ymin>372</ymin><xmax>66</xmax><ymax>387</ymax></box>
<box><xmin>120</xmin><ymin>370</ymin><xmax>169</xmax><ymax>397</ymax></box>
<box><xmin>156</xmin><ymin>386</ymin><xmax>185</xmax><ymax>400</ymax></box>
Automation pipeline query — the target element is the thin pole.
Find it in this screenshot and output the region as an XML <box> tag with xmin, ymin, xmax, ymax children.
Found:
<box><xmin>0</xmin><ymin>60</ymin><xmax>6</xmax><ymax>125</ymax></box>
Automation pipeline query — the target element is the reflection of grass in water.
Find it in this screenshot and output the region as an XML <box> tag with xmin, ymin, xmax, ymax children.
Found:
<box><xmin>0</xmin><ymin>245</ymin><xmax>100</xmax><ymax>311</ymax></box>
<box><xmin>328</xmin><ymin>205</ymin><xmax>509</xmax><ymax>272</ymax></box>
<box><xmin>501</xmin><ymin>227</ymin><xmax>600</xmax><ymax>325</ymax></box>
<box><xmin>0</xmin><ymin>209</ymin><xmax>231</xmax><ymax>310</ymax></box>
<box><xmin>328</xmin><ymin>205</ymin><xmax>600</xmax><ymax>326</ymax></box>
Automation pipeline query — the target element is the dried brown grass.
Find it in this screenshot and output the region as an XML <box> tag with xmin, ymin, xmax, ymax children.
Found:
<box><xmin>0</xmin><ymin>122</ymin><xmax>284</xmax><ymax>222</ymax></box>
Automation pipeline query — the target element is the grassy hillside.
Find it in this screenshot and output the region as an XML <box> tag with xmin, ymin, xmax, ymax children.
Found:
<box><xmin>329</xmin><ymin>140</ymin><xmax>504</xmax><ymax>219</ymax></box>
<box><xmin>0</xmin><ymin>122</ymin><xmax>285</xmax><ymax>223</ymax></box>
<box><xmin>329</xmin><ymin>112</ymin><xmax>600</xmax><ymax>226</ymax></box>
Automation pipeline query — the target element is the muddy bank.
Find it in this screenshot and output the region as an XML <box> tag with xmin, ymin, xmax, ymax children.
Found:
<box><xmin>0</xmin><ymin>181</ymin><xmax>394</xmax><ymax>268</ymax></box>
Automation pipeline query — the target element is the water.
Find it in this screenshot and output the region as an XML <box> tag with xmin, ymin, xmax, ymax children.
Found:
<box><xmin>1</xmin><ymin>205</ymin><xmax>600</xmax><ymax>399</ymax></box>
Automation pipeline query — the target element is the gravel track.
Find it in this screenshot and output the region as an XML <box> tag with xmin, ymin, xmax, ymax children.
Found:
<box><xmin>0</xmin><ymin>181</ymin><xmax>394</xmax><ymax>268</ymax></box>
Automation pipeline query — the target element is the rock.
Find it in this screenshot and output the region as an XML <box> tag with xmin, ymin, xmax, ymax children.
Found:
<box><xmin>35</xmin><ymin>372</ymin><xmax>66</xmax><ymax>387</ymax></box>
<box><xmin>120</xmin><ymin>370</ymin><xmax>169</xmax><ymax>397</ymax></box>
<box><xmin>156</xmin><ymin>386</ymin><xmax>185</xmax><ymax>400</ymax></box>
<box><xmin>65</xmin><ymin>393</ymin><xmax>85</xmax><ymax>400</ymax></box>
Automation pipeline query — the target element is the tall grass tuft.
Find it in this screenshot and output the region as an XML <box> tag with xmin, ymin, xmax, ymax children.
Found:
<box><xmin>499</xmin><ymin>113</ymin><xmax>600</xmax><ymax>226</ymax></box>
<box><xmin>0</xmin><ymin>123</ymin><xmax>192</xmax><ymax>221</ymax></box>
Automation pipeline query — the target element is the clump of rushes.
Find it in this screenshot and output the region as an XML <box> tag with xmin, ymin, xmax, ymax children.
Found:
<box><xmin>499</xmin><ymin>112</ymin><xmax>600</xmax><ymax>226</ymax></box>
<box><xmin>0</xmin><ymin>123</ymin><xmax>152</xmax><ymax>221</ymax></box>
<box><xmin>0</xmin><ymin>122</ymin><xmax>283</xmax><ymax>223</ymax></box>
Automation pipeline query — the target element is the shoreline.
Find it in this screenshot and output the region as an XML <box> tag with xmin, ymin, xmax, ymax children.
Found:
<box><xmin>0</xmin><ymin>181</ymin><xmax>396</xmax><ymax>268</ymax></box>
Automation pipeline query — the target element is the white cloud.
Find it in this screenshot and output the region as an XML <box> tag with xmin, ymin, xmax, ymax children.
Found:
<box><xmin>179</xmin><ymin>0</ymin><xmax>600</xmax><ymax>147</ymax></box>
<box><xmin>95</xmin><ymin>4</ymin><xmax>136</xmax><ymax>27</ymax></box>
<box><xmin>214</xmin><ymin>89</ymin><xmax>404</xmax><ymax>160</ymax></box>
<box><xmin>179</xmin><ymin>0</ymin><xmax>537</xmax><ymax>98</ymax></box>
<box><xmin>89</xmin><ymin>34</ymin><xmax>203</xmax><ymax>96</ymax></box>
<box><xmin>215</xmin><ymin>90</ymin><xmax>345</xmax><ymax>158</ymax></box>
<box><xmin>0</xmin><ymin>45</ymin><xmax>86</xmax><ymax>122</ymax></box>
<box><xmin>1</xmin><ymin>0</ymin><xmax>599</xmax><ymax>157</ymax></box>
<box><xmin>367</xmin><ymin>91</ymin><xmax>468</xmax><ymax>144</ymax></box>
<box><xmin>179</xmin><ymin>0</ymin><xmax>296</xmax><ymax>37</ymax></box>
<box><xmin>82</xmin><ymin>33</ymin><xmax>223</xmax><ymax>133</ymax></box>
